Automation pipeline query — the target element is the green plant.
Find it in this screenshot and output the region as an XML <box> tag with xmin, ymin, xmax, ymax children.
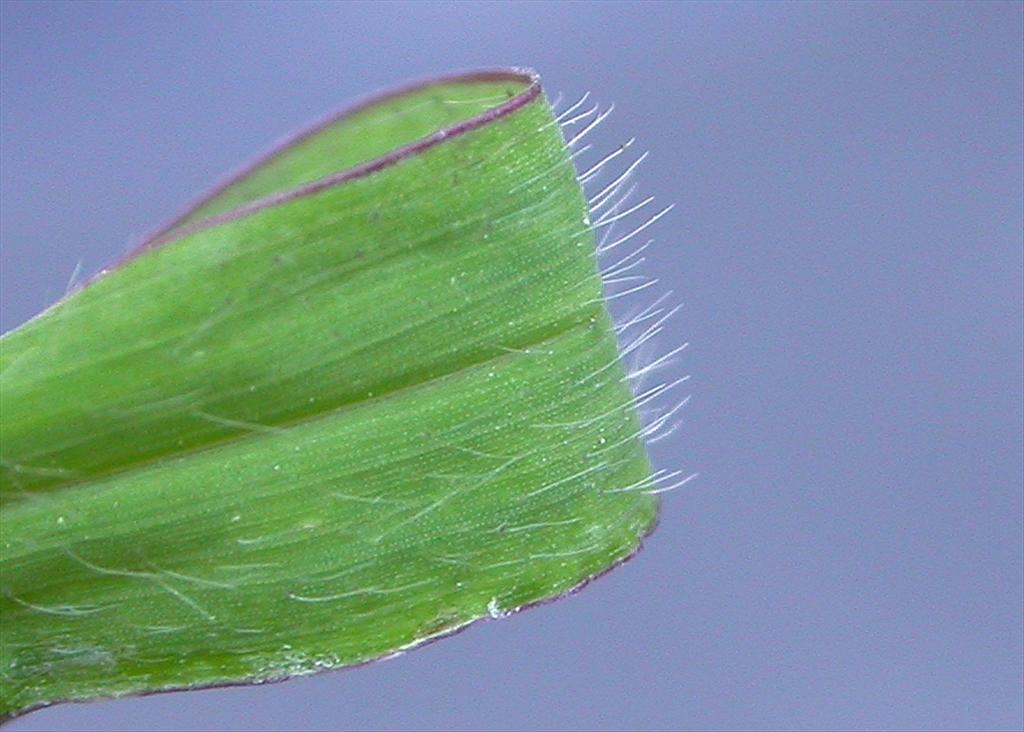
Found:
<box><xmin>0</xmin><ymin>68</ymin><xmax>678</xmax><ymax>720</ymax></box>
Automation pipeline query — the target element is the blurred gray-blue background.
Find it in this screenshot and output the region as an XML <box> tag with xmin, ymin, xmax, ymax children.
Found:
<box><xmin>2</xmin><ymin>2</ymin><xmax>1022</xmax><ymax>730</ymax></box>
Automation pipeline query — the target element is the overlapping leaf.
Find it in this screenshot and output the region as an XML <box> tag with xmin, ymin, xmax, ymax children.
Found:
<box><xmin>0</xmin><ymin>69</ymin><xmax>658</xmax><ymax>719</ymax></box>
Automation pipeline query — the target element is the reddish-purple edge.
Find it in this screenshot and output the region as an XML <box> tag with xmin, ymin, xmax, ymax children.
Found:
<box><xmin>16</xmin><ymin>68</ymin><xmax>541</xmax><ymax>330</ymax></box>
<box><xmin>2</xmin><ymin>66</ymin><xmax>665</xmax><ymax>722</ymax></box>
<box><xmin>115</xmin><ymin>68</ymin><xmax>541</xmax><ymax>265</ymax></box>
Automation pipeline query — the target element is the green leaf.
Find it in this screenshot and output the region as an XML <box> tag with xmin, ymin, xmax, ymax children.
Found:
<box><xmin>0</xmin><ymin>69</ymin><xmax>658</xmax><ymax>719</ymax></box>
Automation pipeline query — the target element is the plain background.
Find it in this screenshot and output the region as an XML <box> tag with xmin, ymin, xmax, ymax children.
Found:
<box><xmin>2</xmin><ymin>2</ymin><xmax>1022</xmax><ymax>730</ymax></box>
